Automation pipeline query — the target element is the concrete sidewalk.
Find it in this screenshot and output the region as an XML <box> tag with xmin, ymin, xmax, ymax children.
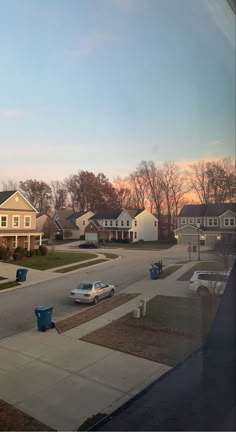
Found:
<box><xmin>0</xmin><ymin>262</ymin><xmax>196</xmax><ymax>431</ymax></box>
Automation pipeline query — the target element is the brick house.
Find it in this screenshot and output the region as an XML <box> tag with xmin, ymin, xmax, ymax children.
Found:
<box><xmin>0</xmin><ymin>190</ymin><xmax>43</xmax><ymax>252</ymax></box>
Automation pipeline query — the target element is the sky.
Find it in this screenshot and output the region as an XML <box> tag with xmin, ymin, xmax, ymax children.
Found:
<box><xmin>0</xmin><ymin>0</ymin><xmax>235</xmax><ymax>183</ymax></box>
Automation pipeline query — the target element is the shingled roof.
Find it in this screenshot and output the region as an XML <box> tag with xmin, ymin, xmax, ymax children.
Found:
<box><xmin>178</xmin><ymin>203</ymin><xmax>236</xmax><ymax>218</ymax></box>
<box><xmin>0</xmin><ymin>190</ymin><xmax>17</xmax><ymax>205</ymax></box>
<box><xmin>91</xmin><ymin>209</ymin><xmax>123</xmax><ymax>220</ymax></box>
<box><xmin>126</xmin><ymin>208</ymin><xmax>145</xmax><ymax>218</ymax></box>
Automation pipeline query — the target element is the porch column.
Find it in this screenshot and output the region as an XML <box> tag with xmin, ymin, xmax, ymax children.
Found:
<box><xmin>39</xmin><ymin>235</ymin><xmax>42</xmax><ymax>246</ymax></box>
<box><xmin>115</xmin><ymin>231</ymin><xmax>117</xmax><ymax>240</ymax></box>
<box><xmin>15</xmin><ymin>235</ymin><xmax>18</xmax><ymax>248</ymax></box>
<box><xmin>27</xmin><ymin>235</ymin><xmax>30</xmax><ymax>251</ymax></box>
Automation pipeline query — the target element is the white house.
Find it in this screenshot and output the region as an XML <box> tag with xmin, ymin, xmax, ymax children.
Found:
<box><xmin>84</xmin><ymin>208</ymin><xmax>158</xmax><ymax>242</ymax></box>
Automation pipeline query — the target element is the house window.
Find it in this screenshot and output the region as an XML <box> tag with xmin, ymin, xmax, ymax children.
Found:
<box><xmin>115</xmin><ymin>220</ymin><xmax>118</xmax><ymax>226</ymax></box>
<box><xmin>24</xmin><ymin>237</ymin><xmax>28</xmax><ymax>249</ymax></box>
<box><xmin>181</xmin><ymin>218</ymin><xmax>186</xmax><ymax>225</ymax></box>
<box><xmin>121</xmin><ymin>220</ymin><xmax>124</xmax><ymax>226</ymax></box>
<box><xmin>127</xmin><ymin>220</ymin><xmax>129</xmax><ymax>226</ymax></box>
<box><xmin>110</xmin><ymin>220</ymin><xmax>113</xmax><ymax>226</ymax></box>
<box><xmin>196</xmin><ymin>218</ymin><xmax>201</xmax><ymax>224</ymax></box>
<box><xmin>154</xmin><ymin>221</ymin><xmax>157</xmax><ymax>227</ymax></box>
<box><xmin>13</xmin><ymin>237</ymin><xmax>17</xmax><ymax>248</ymax></box>
<box><xmin>134</xmin><ymin>220</ymin><xmax>137</xmax><ymax>227</ymax></box>
<box><xmin>134</xmin><ymin>232</ymin><xmax>137</xmax><ymax>239</ymax></box>
<box><xmin>105</xmin><ymin>220</ymin><xmax>108</xmax><ymax>226</ymax></box>
<box><xmin>83</xmin><ymin>221</ymin><xmax>85</xmax><ymax>226</ymax></box>
<box><xmin>208</xmin><ymin>218</ymin><xmax>218</xmax><ymax>226</ymax></box>
<box><xmin>189</xmin><ymin>218</ymin><xmax>194</xmax><ymax>224</ymax></box>
<box><xmin>0</xmin><ymin>216</ymin><xmax>8</xmax><ymax>227</ymax></box>
<box><xmin>24</xmin><ymin>216</ymin><xmax>31</xmax><ymax>228</ymax></box>
<box><xmin>13</xmin><ymin>216</ymin><xmax>20</xmax><ymax>227</ymax></box>
<box><xmin>224</xmin><ymin>218</ymin><xmax>235</xmax><ymax>226</ymax></box>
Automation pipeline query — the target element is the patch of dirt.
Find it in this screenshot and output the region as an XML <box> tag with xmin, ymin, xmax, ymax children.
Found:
<box><xmin>0</xmin><ymin>400</ymin><xmax>55</xmax><ymax>431</ymax></box>
<box><xmin>55</xmin><ymin>293</ymin><xmax>139</xmax><ymax>333</ymax></box>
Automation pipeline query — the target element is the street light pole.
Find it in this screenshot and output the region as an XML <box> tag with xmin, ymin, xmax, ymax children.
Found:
<box><xmin>197</xmin><ymin>223</ymin><xmax>201</xmax><ymax>261</ymax></box>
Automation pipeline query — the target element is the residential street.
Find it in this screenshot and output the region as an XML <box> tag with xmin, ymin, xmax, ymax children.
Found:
<box><xmin>0</xmin><ymin>246</ymin><xmax>189</xmax><ymax>340</ymax></box>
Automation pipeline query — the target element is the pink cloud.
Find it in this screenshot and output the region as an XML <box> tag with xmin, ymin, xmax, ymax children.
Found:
<box><xmin>1</xmin><ymin>109</ymin><xmax>27</xmax><ymax>119</ymax></box>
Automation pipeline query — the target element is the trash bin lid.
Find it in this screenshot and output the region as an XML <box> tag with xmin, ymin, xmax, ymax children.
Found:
<box><xmin>35</xmin><ymin>305</ymin><xmax>53</xmax><ymax>312</ymax></box>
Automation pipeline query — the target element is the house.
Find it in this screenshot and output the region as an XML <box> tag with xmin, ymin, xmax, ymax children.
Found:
<box><xmin>0</xmin><ymin>190</ymin><xmax>43</xmax><ymax>251</ymax></box>
<box><xmin>175</xmin><ymin>203</ymin><xmax>236</xmax><ymax>247</ymax></box>
<box><xmin>84</xmin><ymin>208</ymin><xmax>158</xmax><ymax>243</ymax></box>
<box><xmin>53</xmin><ymin>209</ymin><xmax>94</xmax><ymax>240</ymax></box>
<box><xmin>36</xmin><ymin>214</ymin><xmax>59</xmax><ymax>238</ymax></box>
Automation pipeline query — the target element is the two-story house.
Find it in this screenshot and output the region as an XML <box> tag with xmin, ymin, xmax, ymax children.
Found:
<box><xmin>0</xmin><ymin>190</ymin><xmax>43</xmax><ymax>251</ymax></box>
<box><xmin>175</xmin><ymin>203</ymin><xmax>236</xmax><ymax>247</ymax></box>
<box><xmin>53</xmin><ymin>209</ymin><xmax>94</xmax><ymax>240</ymax></box>
<box><xmin>84</xmin><ymin>208</ymin><xmax>158</xmax><ymax>242</ymax></box>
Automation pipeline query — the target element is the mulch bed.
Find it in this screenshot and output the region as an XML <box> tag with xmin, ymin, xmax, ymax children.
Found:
<box><xmin>0</xmin><ymin>400</ymin><xmax>55</xmax><ymax>431</ymax></box>
<box><xmin>55</xmin><ymin>293</ymin><xmax>140</xmax><ymax>333</ymax></box>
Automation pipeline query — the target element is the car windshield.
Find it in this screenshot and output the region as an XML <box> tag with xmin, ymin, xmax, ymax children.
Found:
<box><xmin>77</xmin><ymin>283</ymin><xmax>93</xmax><ymax>291</ymax></box>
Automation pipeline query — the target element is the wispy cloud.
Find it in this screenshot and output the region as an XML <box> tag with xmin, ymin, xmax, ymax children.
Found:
<box><xmin>65</xmin><ymin>30</ymin><xmax>121</xmax><ymax>59</ymax></box>
<box><xmin>0</xmin><ymin>109</ymin><xmax>27</xmax><ymax>119</ymax></box>
<box><xmin>208</xmin><ymin>140</ymin><xmax>222</xmax><ymax>147</ymax></box>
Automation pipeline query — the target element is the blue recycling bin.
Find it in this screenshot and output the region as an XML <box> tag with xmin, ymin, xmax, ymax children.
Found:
<box><xmin>149</xmin><ymin>264</ymin><xmax>159</xmax><ymax>280</ymax></box>
<box><xmin>34</xmin><ymin>306</ymin><xmax>54</xmax><ymax>332</ymax></box>
<box><xmin>16</xmin><ymin>268</ymin><xmax>28</xmax><ymax>282</ymax></box>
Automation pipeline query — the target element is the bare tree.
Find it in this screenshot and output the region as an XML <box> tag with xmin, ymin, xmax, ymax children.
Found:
<box><xmin>19</xmin><ymin>179</ymin><xmax>52</xmax><ymax>214</ymax></box>
<box><xmin>1</xmin><ymin>178</ymin><xmax>19</xmax><ymax>191</ymax></box>
<box><xmin>50</xmin><ymin>180</ymin><xmax>67</xmax><ymax>211</ymax></box>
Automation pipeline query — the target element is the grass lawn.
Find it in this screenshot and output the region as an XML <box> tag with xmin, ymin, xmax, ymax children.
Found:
<box><xmin>102</xmin><ymin>253</ymin><xmax>119</xmax><ymax>259</ymax></box>
<box><xmin>159</xmin><ymin>264</ymin><xmax>182</xmax><ymax>279</ymax></box>
<box><xmin>55</xmin><ymin>293</ymin><xmax>139</xmax><ymax>333</ymax></box>
<box><xmin>0</xmin><ymin>281</ymin><xmax>21</xmax><ymax>290</ymax></box>
<box><xmin>178</xmin><ymin>261</ymin><xmax>226</xmax><ymax>281</ymax></box>
<box><xmin>103</xmin><ymin>241</ymin><xmax>175</xmax><ymax>250</ymax></box>
<box><xmin>82</xmin><ymin>295</ymin><xmax>219</xmax><ymax>367</ymax></box>
<box><xmin>55</xmin><ymin>258</ymin><xmax>109</xmax><ymax>273</ymax></box>
<box><xmin>14</xmin><ymin>251</ymin><xmax>97</xmax><ymax>270</ymax></box>
<box><xmin>0</xmin><ymin>400</ymin><xmax>54</xmax><ymax>431</ymax></box>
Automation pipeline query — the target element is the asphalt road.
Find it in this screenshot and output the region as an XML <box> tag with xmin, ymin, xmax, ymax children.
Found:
<box><xmin>0</xmin><ymin>248</ymin><xmax>178</xmax><ymax>340</ymax></box>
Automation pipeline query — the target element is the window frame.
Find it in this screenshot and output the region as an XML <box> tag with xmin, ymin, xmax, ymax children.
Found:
<box><xmin>13</xmin><ymin>215</ymin><xmax>20</xmax><ymax>228</ymax></box>
<box><xmin>24</xmin><ymin>215</ymin><xmax>31</xmax><ymax>228</ymax></box>
<box><xmin>0</xmin><ymin>215</ymin><xmax>8</xmax><ymax>228</ymax></box>
<box><xmin>181</xmin><ymin>218</ymin><xmax>186</xmax><ymax>225</ymax></box>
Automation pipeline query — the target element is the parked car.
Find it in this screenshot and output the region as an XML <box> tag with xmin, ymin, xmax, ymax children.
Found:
<box><xmin>189</xmin><ymin>270</ymin><xmax>229</xmax><ymax>296</ymax></box>
<box><xmin>79</xmin><ymin>242</ymin><xmax>98</xmax><ymax>249</ymax></box>
<box><xmin>70</xmin><ymin>281</ymin><xmax>115</xmax><ymax>304</ymax></box>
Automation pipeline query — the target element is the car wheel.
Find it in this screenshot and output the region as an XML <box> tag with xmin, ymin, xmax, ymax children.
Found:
<box><xmin>109</xmin><ymin>289</ymin><xmax>114</xmax><ymax>298</ymax></box>
<box><xmin>93</xmin><ymin>296</ymin><xmax>98</xmax><ymax>305</ymax></box>
<box><xmin>197</xmin><ymin>286</ymin><xmax>210</xmax><ymax>297</ymax></box>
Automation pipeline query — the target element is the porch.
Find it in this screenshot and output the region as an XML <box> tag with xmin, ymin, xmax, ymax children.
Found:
<box><xmin>0</xmin><ymin>233</ymin><xmax>43</xmax><ymax>252</ymax></box>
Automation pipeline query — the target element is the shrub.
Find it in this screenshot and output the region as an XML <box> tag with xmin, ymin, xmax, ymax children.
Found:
<box><xmin>79</xmin><ymin>235</ymin><xmax>85</xmax><ymax>240</ymax></box>
<box><xmin>14</xmin><ymin>246</ymin><xmax>27</xmax><ymax>258</ymax></box>
<box><xmin>39</xmin><ymin>245</ymin><xmax>48</xmax><ymax>256</ymax></box>
<box><xmin>34</xmin><ymin>248</ymin><xmax>39</xmax><ymax>256</ymax></box>
<box><xmin>28</xmin><ymin>249</ymin><xmax>36</xmax><ymax>257</ymax></box>
<box><xmin>0</xmin><ymin>246</ymin><xmax>11</xmax><ymax>261</ymax></box>
<box><xmin>13</xmin><ymin>252</ymin><xmax>22</xmax><ymax>261</ymax></box>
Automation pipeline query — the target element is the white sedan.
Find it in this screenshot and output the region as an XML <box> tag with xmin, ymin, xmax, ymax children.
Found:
<box><xmin>70</xmin><ymin>281</ymin><xmax>115</xmax><ymax>304</ymax></box>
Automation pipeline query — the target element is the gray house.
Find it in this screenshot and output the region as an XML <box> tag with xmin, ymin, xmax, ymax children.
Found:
<box><xmin>175</xmin><ymin>203</ymin><xmax>236</xmax><ymax>248</ymax></box>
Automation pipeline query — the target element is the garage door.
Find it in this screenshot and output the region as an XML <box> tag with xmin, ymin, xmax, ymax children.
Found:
<box><xmin>178</xmin><ymin>234</ymin><xmax>198</xmax><ymax>245</ymax></box>
<box><xmin>85</xmin><ymin>232</ymin><xmax>98</xmax><ymax>242</ymax></box>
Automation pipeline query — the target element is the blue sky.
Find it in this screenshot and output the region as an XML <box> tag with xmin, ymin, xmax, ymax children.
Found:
<box><xmin>0</xmin><ymin>0</ymin><xmax>235</xmax><ymax>182</ymax></box>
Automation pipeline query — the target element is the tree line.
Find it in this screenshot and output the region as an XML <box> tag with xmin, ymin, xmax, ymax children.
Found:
<box><xmin>1</xmin><ymin>157</ymin><xmax>235</xmax><ymax>239</ymax></box>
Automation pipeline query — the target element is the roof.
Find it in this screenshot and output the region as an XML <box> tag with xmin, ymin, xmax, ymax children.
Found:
<box><xmin>178</xmin><ymin>203</ymin><xmax>236</xmax><ymax>218</ymax></box>
<box><xmin>54</xmin><ymin>209</ymin><xmax>79</xmax><ymax>231</ymax></box>
<box><xmin>0</xmin><ymin>190</ymin><xmax>17</xmax><ymax>205</ymax></box>
<box><xmin>91</xmin><ymin>209</ymin><xmax>123</xmax><ymax>220</ymax></box>
<box><xmin>126</xmin><ymin>208</ymin><xmax>144</xmax><ymax>218</ymax></box>
<box><xmin>68</xmin><ymin>211</ymin><xmax>91</xmax><ymax>220</ymax></box>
